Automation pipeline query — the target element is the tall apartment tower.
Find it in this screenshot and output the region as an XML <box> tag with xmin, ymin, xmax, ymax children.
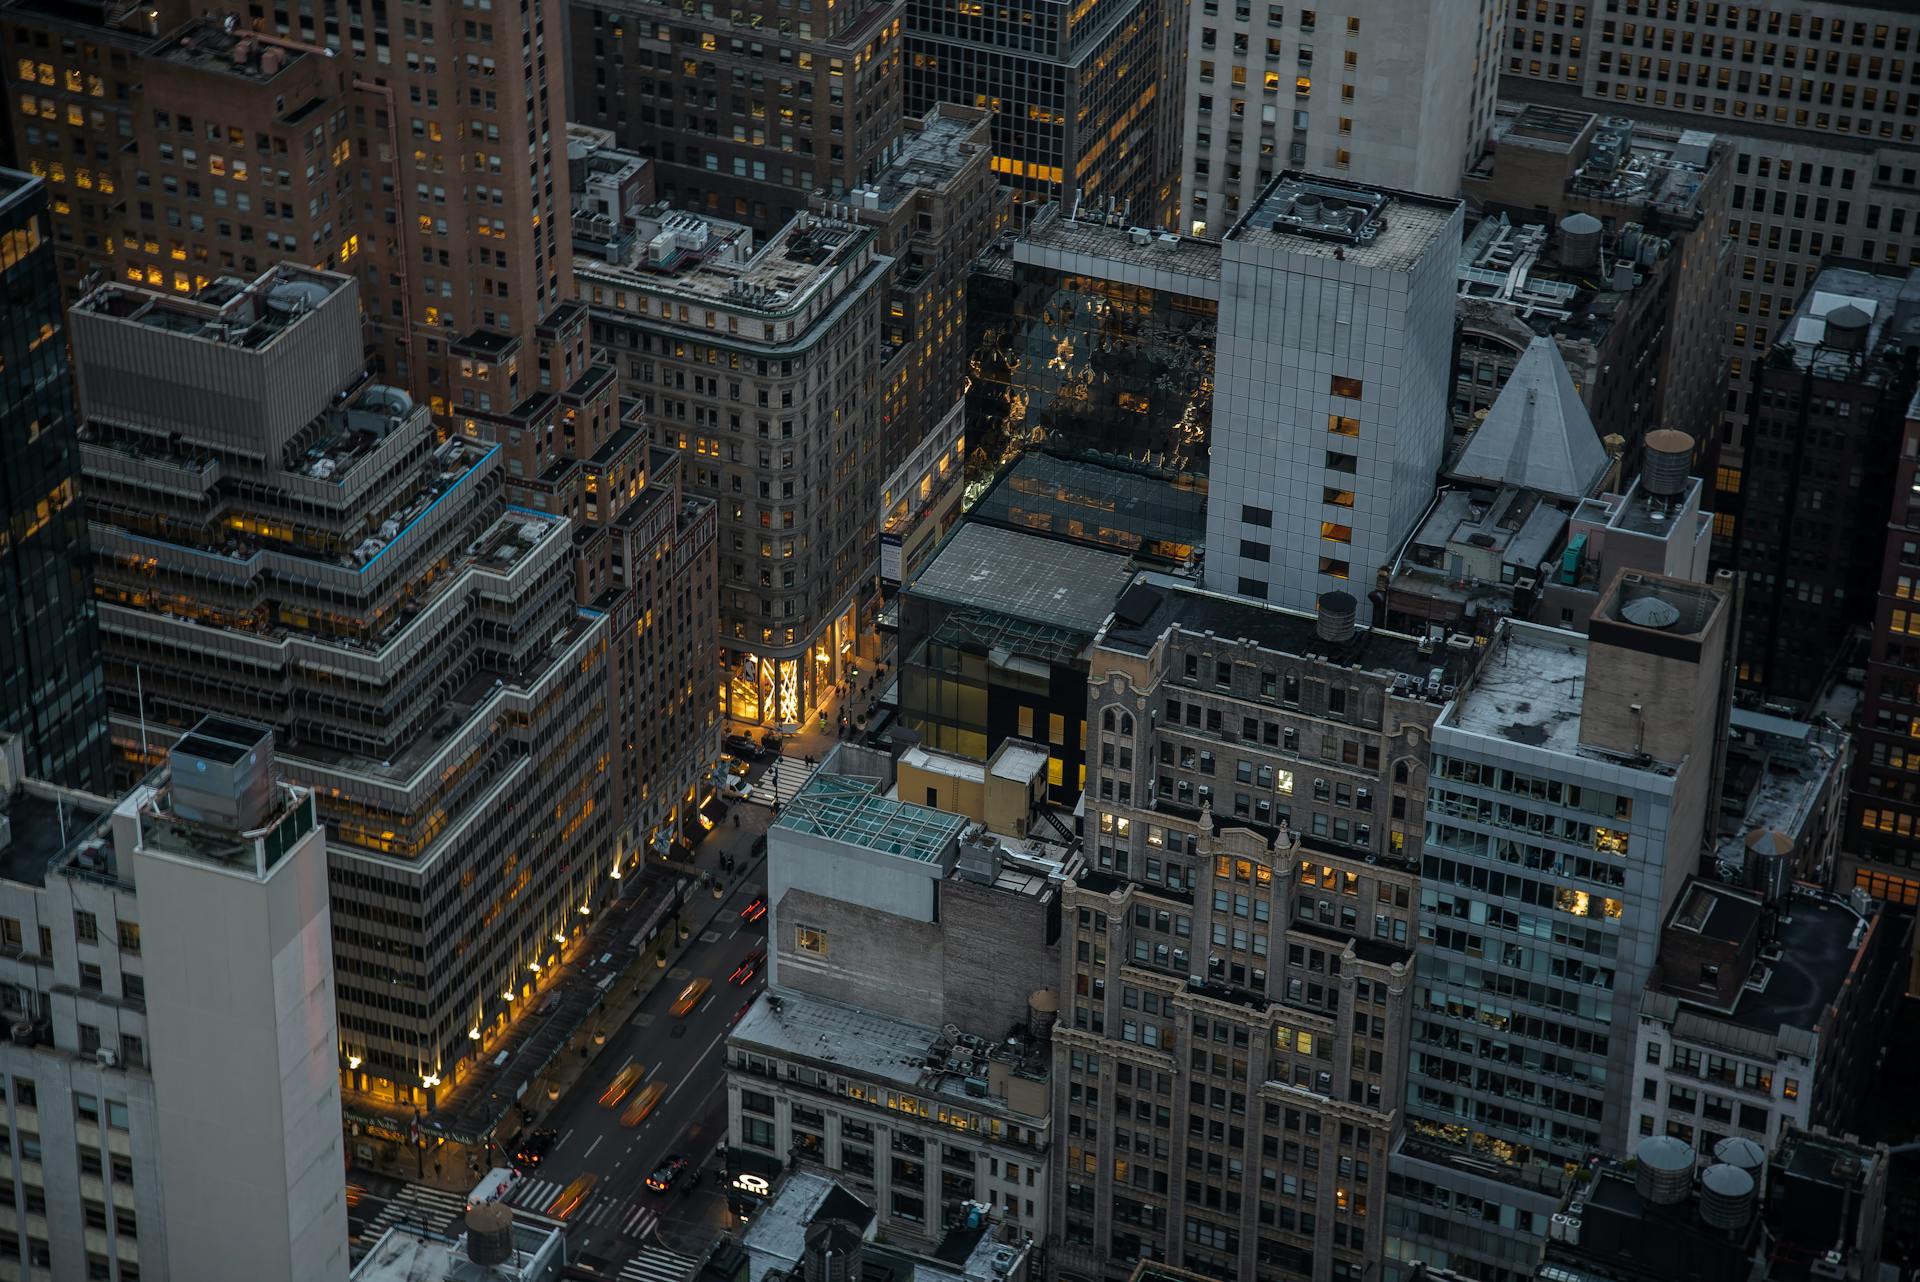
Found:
<box><xmin>1204</xmin><ymin>174</ymin><xmax>1464</xmax><ymax>614</ymax></box>
<box><xmin>582</xmin><ymin>208</ymin><xmax>890</xmax><ymax>727</ymax></box>
<box><xmin>1389</xmin><ymin>571</ymin><xmax>1735</xmax><ymax>1282</ymax></box>
<box><xmin>67</xmin><ymin>266</ymin><xmax>613</xmax><ymax>1110</ymax></box>
<box><xmin>0</xmin><ymin>0</ymin><xmax>579</xmax><ymax>425</ymax></box>
<box><xmin>1178</xmin><ymin>0</ymin><xmax>1501</xmax><ymax>237</ymax></box>
<box><xmin>1050</xmin><ymin>576</ymin><xmax>1477</xmax><ymax>1282</ymax></box>
<box><xmin>1498</xmin><ymin>2</ymin><xmax>1920</xmax><ymax>554</ymax></box>
<box><xmin>567</xmin><ymin>0</ymin><xmax>908</xmax><ymax>235</ymax></box>
<box><xmin>0</xmin><ymin>169</ymin><xmax>110</xmax><ymax>792</ymax></box>
<box><xmin>903</xmin><ymin>0</ymin><xmax>1183</xmax><ymax>222</ymax></box>
<box><xmin>0</xmin><ymin>718</ymin><xmax>348</xmax><ymax>1282</ymax></box>
<box><xmin>1730</xmin><ymin>264</ymin><xmax>1920</xmax><ymax>707</ymax></box>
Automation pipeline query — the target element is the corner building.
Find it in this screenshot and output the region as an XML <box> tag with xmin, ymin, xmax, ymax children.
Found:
<box><xmin>67</xmin><ymin>267</ymin><xmax>613</xmax><ymax>1109</ymax></box>
<box><xmin>1050</xmin><ymin>575</ymin><xmax>1483</xmax><ymax>1282</ymax></box>
<box><xmin>583</xmin><ymin>209</ymin><xmax>889</xmax><ymax>727</ymax></box>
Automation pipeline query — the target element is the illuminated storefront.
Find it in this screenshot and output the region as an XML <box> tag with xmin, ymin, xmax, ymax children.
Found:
<box><xmin>722</xmin><ymin>602</ymin><xmax>861</xmax><ymax>728</ymax></box>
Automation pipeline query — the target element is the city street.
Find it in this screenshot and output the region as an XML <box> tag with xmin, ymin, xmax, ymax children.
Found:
<box><xmin>347</xmin><ymin>766</ymin><xmax>781</xmax><ymax>1278</ymax></box>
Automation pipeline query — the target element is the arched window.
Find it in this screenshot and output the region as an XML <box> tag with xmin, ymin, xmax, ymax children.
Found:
<box><xmin>1394</xmin><ymin>760</ymin><xmax>1410</xmax><ymax>784</ymax></box>
<box><xmin>1120</xmin><ymin>713</ymin><xmax>1134</xmax><ymax>736</ymax></box>
<box><xmin>1102</xmin><ymin>707</ymin><xmax>1115</xmax><ymax>731</ymax></box>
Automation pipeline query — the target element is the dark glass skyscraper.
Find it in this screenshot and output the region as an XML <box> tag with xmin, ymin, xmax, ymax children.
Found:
<box><xmin>0</xmin><ymin>169</ymin><xmax>108</xmax><ymax>790</ymax></box>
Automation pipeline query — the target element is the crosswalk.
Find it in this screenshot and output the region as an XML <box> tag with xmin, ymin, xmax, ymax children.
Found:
<box><xmin>506</xmin><ymin>1175</ymin><xmax>566</xmax><ymax>1214</ymax></box>
<box><xmin>618</xmin><ymin>1246</ymin><xmax>699</xmax><ymax>1282</ymax></box>
<box><xmin>751</xmin><ymin>755</ymin><xmax>813</xmax><ymax>808</ymax></box>
<box><xmin>502</xmin><ymin>1176</ymin><xmax>661</xmax><ymax>1237</ymax></box>
<box><xmin>359</xmin><ymin>1183</ymin><xmax>468</xmax><ymax>1243</ymax></box>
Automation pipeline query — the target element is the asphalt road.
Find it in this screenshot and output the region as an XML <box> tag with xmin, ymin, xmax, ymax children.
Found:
<box><xmin>347</xmin><ymin>779</ymin><xmax>777</xmax><ymax>1274</ymax></box>
<box><xmin>526</xmin><ymin>859</ymin><xmax>770</xmax><ymax>1269</ymax></box>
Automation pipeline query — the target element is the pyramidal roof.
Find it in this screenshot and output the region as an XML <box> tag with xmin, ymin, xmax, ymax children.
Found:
<box><xmin>1454</xmin><ymin>336</ymin><xmax>1609</xmax><ymax>498</ymax></box>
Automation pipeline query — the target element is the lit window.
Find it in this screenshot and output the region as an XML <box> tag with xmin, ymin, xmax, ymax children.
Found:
<box><xmin>1319</xmin><ymin>522</ymin><xmax>1353</xmax><ymax>544</ymax></box>
<box><xmin>796</xmin><ymin>925</ymin><xmax>828</xmax><ymax>956</ymax></box>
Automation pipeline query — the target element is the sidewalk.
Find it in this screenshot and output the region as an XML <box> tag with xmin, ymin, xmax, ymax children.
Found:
<box><xmin>725</xmin><ymin>658</ymin><xmax>895</xmax><ymax>765</ymax></box>
<box><xmin>350</xmin><ymin>805</ymin><xmax>775</xmax><ymax>1192</ymax></box>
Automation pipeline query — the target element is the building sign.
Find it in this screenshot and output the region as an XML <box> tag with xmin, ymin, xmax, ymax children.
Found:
<box><xmin>730</xmin><ymin>1173</ymin><xmax>771</xmax><ymax>1196</ymax></box>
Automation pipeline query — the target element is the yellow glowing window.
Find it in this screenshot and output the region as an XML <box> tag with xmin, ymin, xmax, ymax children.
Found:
<box><xmin>1328</xmin><ymin>413</ymin><xmax>1359</xmax><ymax>437</ymax></box>
<box><xmin>1323</xmin><ymin>488</ymin><xmax>1355</xmax><ymax>508</ymax></box>
<box><xmin>1320</xmin><ymin>522</ymin><xmax>1352</xmax><ymax>544</ymax></box>
<box><xmin>1274</xmin><ymin>769</ymin><xmax>1294</xmax><ymax>795</ymax></box>
<box><xmin>1265</xmin><ymin>70</ymin><xmax>1282</xmax><ymax>89</ymax></box>
<box><xmin>1295</xmin><ymin>76</ymin><xmax>1312</xmax><ymax>94</ymax></box>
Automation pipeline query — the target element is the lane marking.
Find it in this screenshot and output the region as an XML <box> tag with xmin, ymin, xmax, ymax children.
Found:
<box><xmin>661</xmin><ymin>1032</ymin><xmax>727</xmax><ymax>1113</ymax></box>
<box><xmin>556</xmin><ymin>1128</ymin><xmax>574</xmax><ymax>1151</ymax></box>
<box><xmin>583</xmin><ymin>1134</ymin><xmax>604</xmax><ymax>1159</ymax></box>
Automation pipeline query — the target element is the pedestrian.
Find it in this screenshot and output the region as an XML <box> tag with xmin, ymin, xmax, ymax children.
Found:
<box><xmin>732</xmin><ymin>813</ymin><xmax>740</xmax><ymax>829</ymax></box>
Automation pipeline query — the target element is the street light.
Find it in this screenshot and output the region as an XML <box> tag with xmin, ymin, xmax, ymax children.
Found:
<box><xmin>421</xmin><ymin>1073</ymin><xmax>441</xmax><ymax>1089</ymax></box>
<box><xmin>468</xmin><ymin>1027</ymin><xmax>481</xmax><ymax>1041</ymax></box>
<box><xmin>347</xmin><ymin>1055</ymin><xmax>362</xmax><ymax>1071</ymax></box>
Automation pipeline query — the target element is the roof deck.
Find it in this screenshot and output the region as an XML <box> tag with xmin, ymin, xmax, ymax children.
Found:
<box><xmin>1228</xmin><ymin>172</ymin><xmax>1460</xmax><ymax>272</ymax></box>
<box><xmin>73</xmin><ymin>264</ymin><xmax>347</xmax><ymax>352</ymax></box>
<box><xmin>775</xmin><ymin>772</ymin><xmax>967</xmax><ymax>864</ymax></box>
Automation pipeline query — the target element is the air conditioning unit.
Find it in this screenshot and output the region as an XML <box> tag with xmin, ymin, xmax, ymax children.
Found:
<box><xmin>96</xmin><ymin>1048</ymin><xmax>118</xmax><ymax>1069</ymax></box>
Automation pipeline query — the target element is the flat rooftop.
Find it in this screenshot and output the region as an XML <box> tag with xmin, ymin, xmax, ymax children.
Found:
<box><xmin>349</xmin><ymin>1220</ymin><xmax>560</xmax><ymax>1282</ymax></box>
<box><xmin>1228</xmin><ymin>172</ymin><xmax>1461</xmax><ymax>272</ymax></box>
<box><xmin>1543</xmin><ymin>1163</ymin><xmax>1759</xmax><ymax>1282</ymax></box>
<box><xmin>741</xmin><ymin>1170</ymin><xmax>1025</xmax><ymax>1282</ymax></box>
<box><xmin>1775</xmin><ymin>264</ymin><xmax>1920</xmax><ymax>383</ymax></box>
<box><xmin>0</xmin><ymin>784</ymin><xmax>116</xmax><ymax>888</ymax></box>
<box><xmin>909</xmin><ymin>523</ymin><xmax>1135</xmax><ymax>635</ymax></box>
<box><xmin>580</xmin><ymin>207</ymin><xmax>871</xmax><ymax>318</ymax></box>
<box><xmin>1098</xmin><ymin>573</ymin><xmax>1476</xmax><ymax>696</ymax></box>
<box><xmin>0</xmin><ymin>167</ymin><xmax>40</xmax><ymax>216</ymax></box>
<box><xmin>731</xmin><ymin>988</ymin><xmax>1048</xmax><ymax>1104</ymax></box>
<box><xmin>73</xmin><ymin>263</ymin><xmax>348</xmax><ymax>352</ymax></box>
<box><xmin>854</xmin><ymin>106</ymin><xmax>989</xmax><ymax>211</ymax></box>
<box><xmin>1447</xmin><ymin>625</ymin><xmax>1588</xmax><ymax>754</ymax></box>
<box><xmin>968</xmin><ymin>452</ymin><xmax>1207</xmax><ymax>564</ymax></box>
<box><xmin>150</xmin><ymin>16</ymin><xmax>308</xmax><ymax>81</ymax></box>
<box><xmin>775</xmin><ymin>771</ymin><xmax>967</xmax><ymax>864</ymax></box>
<box><xmin>1661</xmin><ymin>880</ymin><xmax>1870</xmax><ymax>1036</ymax></box>
<box><xmin>1012</xmin><ymin>208</ymin><xmax>1224</xmax><ymax>286</ymax></box>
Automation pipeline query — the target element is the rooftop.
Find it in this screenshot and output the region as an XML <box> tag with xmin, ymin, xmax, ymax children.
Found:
<box><xmin>731</xmin><ymin>988</ymin><xmax>1049</xmax><ymax>1108</ymax></box>
<box><xmin>1772</xmin><ymin>264</ymin><xmax>1920</xmax><ymax>383</ymax></box>
<box><xmin>908</xmin><ymin>523</ymin><xmax>1135</xmax><ymax>635</ymax></box>
<box><xmin>1405</xmin><ymin>487</ymin><xmax>1570</xmax><ymax>584</ymax></box>
<box><xmin>0</xmin><ymin>167</ymin><xmax>40</xmax><ymax>216</ymax></box>
<box><xmin>1488</xmin><ymin>107</ymin><xmax>1720</xmax><ymax>223</ymax></box>
<box><xmin>848</xmin><ymin>106</ymin><xmax>990</xmax><ymax>212</ymax></box>
<box><xmin>1653</xmin><ymin>879</ymin><xmax>1870</xmax><ymax>1038</ymax></box>
<box><xmin>741</xmin><ymin>1171</ymin><xmax>1030</xmax><ymax>1282</ymax></box>
<box><xmin>1098</xmin><ymin>573</ymin><xmax>1478</xmax><ymax>697</ymax></box>
<box><xmin>149</xmin><ymin>16</ymin><xmax>311</xmax><ymax>81</ymax></box>
<box><xmin>1447</xmin><ymin>625</ymin><xmax>1589</xmax><ymax>755</ymax></box>
<box><xmin>1715</xmin><ymin>709</ymin><xmax>1846</xmax><ymax>874</ymax></box>
<box><xmin>1539</xmin><ymin>1160</ymin><xmax>1761</xmax><ymax>1282</ymax></box>
<box><xmin>349</xmin><ymin>1218</ymin><xmax>563</xmax><ymax>1282</ymax></box>
<box><xmin>580</xmin><ymin>206</ymin><xmax>872</xmax><ymax>318</ymax></box>
<box><xmin>775</xmin><ymin>771</ymin><xmax>968</xmax><ymax>864</ymax></box>
<box><xmin>1011</xmin><ymin>203</ymin><xmax>1224</xmax><ymax>286</ymax></box>
<box><xmin>72</xmin><ymin>263</ymin><xmax>347</xmax><ymax>352</ymax></box>
<box><xmin>967</xmin><ymin>451</ymin><xmax>1206</xmax><ymax>566</ymax></box>
<box><xmin>1228</xmin><ymin>172</ymin><xmax>1461</xmax><ymax>272</ymax></box>
<box><xmin>0</xmin><ymin>779</ymin><xmax>116</xmax><ymax>888</ymax></box>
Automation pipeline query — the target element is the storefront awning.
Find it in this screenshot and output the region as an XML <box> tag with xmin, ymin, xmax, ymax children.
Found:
<box><xmin>700</xmin><ymin>796</ymin><xmax>728</xmax><ymax>824</ymax></box>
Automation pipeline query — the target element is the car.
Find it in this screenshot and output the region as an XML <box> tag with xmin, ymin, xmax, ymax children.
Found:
<box><xmin>547</xmin><ymin>1173</ymin><xmax>599</xmax><ymax>1220</ymax></box>
<box><xmin>670</xmin><ymin>977</ymin><xmax>712</xmax><ymax>1017</ymax></box>
<box><xmin>721</xmin><ymin>754</ymin><xmax>752</xmax><ymax>778</ymax></box>
<box><xmin>759</xmin><ymin>731</ymin><xmax>784</xmax><ymax>754</ymax></box>
<box><xmin>620</xmin><ymin>1081</ymin><xmax>666</xmax><ymax>1127</ymax></box>
<box><xmin>723</xmin><ymin>734</ymin><xmax>762</xmax><ymax>759</ymax></box>
<box><xmin>740</xmin><ymin>894</ymin><xmax>768</xmax><ymax>923</ymax></box>
<box><xmin>514</xmin><ymin>1128</ymin><xmax>558</xmax><ymax>1169</ymax></box>
<box><xmin>723</xmin><ymin>775</ymin><xmax>755</xmax><ymax>801</ymax></box>
<box><xmin>598</xmin><ymin>1062</ymin><xmax>646</xmax><ymax>1108</ymax></box>
<box><xmin>728</xmin><ymin>951</ymin><xmax>760</xmax><ymax>984</ymax></box>
<box><xmin>644</xmin><ymin>1155</ymin><xmax>690</xmax><ymax>1192</ymax></box>
<box><xmin>730</xmin><ymin>948</ymin><xmax>766</xmax><ymax>986</ymax></box>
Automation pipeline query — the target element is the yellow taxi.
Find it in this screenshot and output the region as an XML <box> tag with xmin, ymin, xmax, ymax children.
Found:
<box><xmin>670</xmin><ymin>977</ymin><xmax>711</xmax><ymax>1018</ymax></box>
